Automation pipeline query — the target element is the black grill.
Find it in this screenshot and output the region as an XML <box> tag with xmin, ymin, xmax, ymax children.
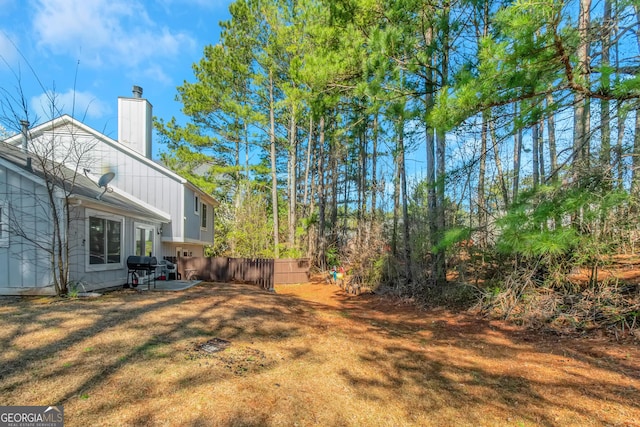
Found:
<box><xmin>127</xmin><ymin>256</ymin><xmax>158</xmax><ymax>289</ymax></box>
<box><xmin>127</xmin><ymin>255</ymin><xmax>158</xmax><ymax>270</ymax></box>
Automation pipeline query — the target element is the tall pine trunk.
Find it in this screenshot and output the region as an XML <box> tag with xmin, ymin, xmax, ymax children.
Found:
<box><xmin>371</xmin><ymin>112</ymin><xmax>379</xmax><ymax>224</ymax></box>
<box><xmin>399</xmin><ymin>118</ymin><xmax>413</xmax><ymax>283</ymax></box>
<box><xmin>316</xmin><ymin>115</ymin><xmax>326</xmax><ymax>268</ymax></box>
<box><xmin>490</xmin><ymin>118</ymin><xmax>509</xmax><ymax>209</ymax></box>
<box><xmin>288</xmin><ymin>108</ymin><xmax>297</xmax><ymax>250</ymax></box>
<box><xmin>269</xmin><ymin>70</ymin><xmax>280</xmax><ymax>258</ymax></box>
<box><xmin>392</xmin><ymin>139</ymin><xmax>401</xmax><ymax>257</ymax></box>
<box><xmin>478</xmin><ymin>112</ymin><xmax>488</xmax><ymax>248</ymax></box>
<box><xmin>573</xmin><ymin>0</ymin><xmax>592</xmax><ymax>178</ymax></box>
<box><xmin>538</xmin><ymin>117</ymin><xmax>546</xmax><ymax>181</ymax></box>
<box><xmin>330</xmin><ymin>140</ymin><xmax>339</xmax><ymax>240</ymax></box>
<box><xmin>615</xmin><ymin>106</ymin><xmax>627</xmax><ymax>190</ymax></box>
<box><xmin>601</xmin><ymin>0</ymin><xmax>612</xmax><ymax>189</ymax></box>
<box><xmin>547</xmin><ymin>94</ymin><xmax>559</xmax><ymax>184</ymax></box>
<box><xmin>434</xmin><ymin>0</ymin><xmax>450</xmax><ymax>286</ymax></box>
<box><xmin>632</xmin><ymin>113</ymin><xmax>640</xmax><ymax>196</ymax></box>
<box><xmin>630</xmin><ymin>6</ymin><xmax>640</xmax><ymax>198</ymax></box>
<box><xmin>513</xmin><ymin>103</ymin><xmax>523</xmax><ymax>202</ymax></box>
<box><xmin>532</xmin><ymin>121</ymin><xmax>540</xmax><ymax>188</ymax></box>
<box><xmin>425</xmin><ymin>85</ymin><xmax>437</xmax><ymax>284</ymax></box>
<box><xmin>303</xmin><ymin>116</ymin><xmax>313</xmax><ymax>215</ymax></box>
<box><xmin>359</xmin><ymin>118</ymin><xmax>367</xmax><ymax>240</ymax></box>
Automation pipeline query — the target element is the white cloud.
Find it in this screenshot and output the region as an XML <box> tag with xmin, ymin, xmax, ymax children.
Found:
<box><xmin>32</xmin><ymin>0</ymin><xmax>195</xmax><ymax>70</ymax></box>
<box><xmin>31</xmin><ymin>89</ymin><xmax>111</xmax><ymax>120</ymax></box>
<box><xmin>139</xmin><ymin>63</ymin><xmax>172</xmax><ymax>85</ymax></box>
<box><xmin>0</xmin><ymin>31</ymin><xmax>19</xmax><ymax>65</ymax></box>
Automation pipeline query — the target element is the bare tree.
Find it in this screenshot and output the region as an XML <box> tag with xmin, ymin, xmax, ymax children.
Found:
<box><xmin>1</xmin><ymin>85</ymin><xmax>96</xmax><ymax>295</ymax></box>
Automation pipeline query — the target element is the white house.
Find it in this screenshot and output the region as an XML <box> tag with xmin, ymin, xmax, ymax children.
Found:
<box><xmin>0</xmin><ymin>86</ymin><xmax>218</xmax><ymax>295</ymax></box>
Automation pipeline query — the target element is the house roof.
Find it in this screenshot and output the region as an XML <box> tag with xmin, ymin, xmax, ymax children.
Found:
<box><xmin>0</xmin><ymin>142</ymin><xmax>171</xmax><ymax>222</ymax></box>
<box><xmin>3</xmin><ymin>115</ymin><xmax>219</xmax><ymax>207</ymax></box>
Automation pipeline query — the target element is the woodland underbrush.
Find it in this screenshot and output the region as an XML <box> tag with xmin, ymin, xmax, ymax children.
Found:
<box><xmin>471</xmin><ymin>263</ymin><xmax>640</xmax><ymax>340</ymax></box>
<box><xmin>356</xmin><ymin>250</ymin><xmax>640</xmax><ymax>340</ymax></box>
<box><xmin>360</xmin><ymin>253</ymin><xmax>482</xmax><ymax>309</ymax></box>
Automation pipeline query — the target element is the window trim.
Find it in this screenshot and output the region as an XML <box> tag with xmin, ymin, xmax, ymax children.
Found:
<box><xmin>194</xmin><ymin>194</ymin><xmax>200</xmax><ymax>215</ymax></box>
<box><xmin>201</xmin><ymin>203</ymin><xmax>207</xmax><ymax>229</ymax></box>
<box><xmin>85</xmin><ymin>210</ymin><xmax>124</xmax><ymax>272</ymax></box>
<box><xmin>134</xmin><ymin>223</ymin><xmax>156</xmax><ymax>257</ymax></box>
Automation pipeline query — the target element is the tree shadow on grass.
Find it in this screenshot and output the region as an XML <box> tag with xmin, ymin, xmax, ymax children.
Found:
<box><xmin>0</xmin><ymin>283</ymin><xmax>304</xmax><ymax>409</ymax></box>
<box><xmin>280</xmin><ymin>283</ymin><xmax>640</xmax><ymax>425</ymax></box>
<box><xmin>1</xmin><ymin>281</ymin><xmax>639</xmax><ymax>426</ymax></box>
<box><xmin>338</xmin><ymin>343</ymin><xmax>591</xmax><ymax>426</ymax></box>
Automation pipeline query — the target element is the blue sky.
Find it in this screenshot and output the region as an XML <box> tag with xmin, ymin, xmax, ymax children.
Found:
<box><xmin>0</xmin><ymin>0</ymin><xmax>233</xmax><ymax>157</ymax></box>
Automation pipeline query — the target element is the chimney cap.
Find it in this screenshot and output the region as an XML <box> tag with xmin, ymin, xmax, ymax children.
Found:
<box><xmin>132</xmin><ymin>85</ymin><xmax>143</xmax><ymax>98</ymax></box>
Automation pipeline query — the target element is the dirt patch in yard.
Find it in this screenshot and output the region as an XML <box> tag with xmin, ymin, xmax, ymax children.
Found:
<box><xmin>0</xmin><ymin>279</ymin><xmax>638</xmax><ymax>426</ymax></box>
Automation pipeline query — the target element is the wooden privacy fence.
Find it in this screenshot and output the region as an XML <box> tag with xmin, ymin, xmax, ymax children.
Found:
<box><xmin>175</xmin><ymin>257</ymin><xmax>311</xmax><ymax>291</ymax></box>
<box><xmin>274</xmin><ymin>258</ymin><xmax>311</xmax><ymax>284</ymax></box>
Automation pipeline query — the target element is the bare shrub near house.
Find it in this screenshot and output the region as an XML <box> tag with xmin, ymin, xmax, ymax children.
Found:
<box><xmin>1</xmin><ymin>87</ymin><xmax>96</xmax><ymax>295</ymax></box>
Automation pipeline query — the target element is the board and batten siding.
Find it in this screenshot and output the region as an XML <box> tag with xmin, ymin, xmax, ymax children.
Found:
<box><xmin>184</xmin><ymin>187</ymin><xmax>200</xmax><ymax>240</ymax></box>
<box><xmin>183</xmin><ymin>188</ymin><xmax>214</xmax><ymax>246</ymax></box>
<box><xmin>67</xmin><ymin>211</ymin><xmax>127</xmax><ymax>291</ymax></box>
<box><xmin>26</xmin><ymin>120</ymin><xmax>215</xmax><ymax>262</ymax></box>
<box><xmin>67</xmin><ymin>208</ymin><xmax>161</xmax><ymax>291</ymax></box>
<box><xmin>32</xmin><ymin>126</ymin><xmax>184</xmax><ymax>240</ymax></box>
<box><xmin>105</xmin><ymin>149</ymin><xmax>183</xmax><ymax>237</ymax></box>
<box><xmin>0</xmin><ymin>164</ymin><xmax>56</xmax><ymax>294</ymax></box>
<box><xmin>201</xmin><ymin>198</ymin><xmax>214</xmax><ymax>243</ymax></box>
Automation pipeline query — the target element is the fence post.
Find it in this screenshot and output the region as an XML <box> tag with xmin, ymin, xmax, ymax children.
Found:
<box><xmin>266</xmin><ymin>259</ymin><xmax>274</xmax><ymax>292</ymax></box>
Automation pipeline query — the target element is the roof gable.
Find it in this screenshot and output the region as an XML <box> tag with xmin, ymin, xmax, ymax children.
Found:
<box><xmin>0</xmin><ymin>142</ymin><xmax>170</xmax><ymax>222</ymax></box>
<box><xmin>5</xmin><ymin>115</ymin><xmax>187</xmax><ymax>183</ymax></box>
<box><xmin>4</xmin><ymin>114</ymin><xmax>218</xmax><ymax>206</ymax></box>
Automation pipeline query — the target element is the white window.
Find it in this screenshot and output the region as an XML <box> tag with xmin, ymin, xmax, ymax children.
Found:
<box><xmin>201</xmin><ymin>203</ymin><xmax>207</xmax><ymax>229</ymax></box>
<box><xmin>86</xmin><ymin>211</ymin><xmax>123</xmax><ymax>270</ymax></box>
<box><xmin>194</xmin><ymin>194</ymin><xmax>200</xmax><ymax>215</ymax></box>
<box><xmin>0</xmin><ymin>201</ymin><xmax>8</xmax><ymax>247</ymax></box>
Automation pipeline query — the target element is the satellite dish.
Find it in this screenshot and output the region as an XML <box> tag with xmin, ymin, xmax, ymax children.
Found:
<box><xmin>97</xmin><ymin>172</ymin><xmax>115</xmax><ymax>188</ymax></box>
<box><xmin>96</xmin><ymin>172</ymin><xmax>115</xmax><ymax>200</ymax></box>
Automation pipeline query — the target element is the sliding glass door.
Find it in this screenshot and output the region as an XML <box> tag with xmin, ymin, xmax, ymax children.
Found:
<box><xmin>134</xmin><ymin>225</ymin><xmax>155</xmax><ymax>257</ymax></box>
